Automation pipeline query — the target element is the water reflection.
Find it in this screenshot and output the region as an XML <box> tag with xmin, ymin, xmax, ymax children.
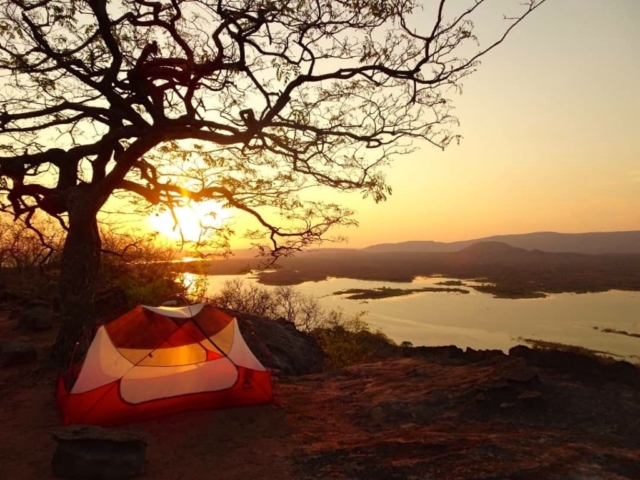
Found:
<box><xmin>195</xmin><ymin>273</ymin><xmax>640</xmax><ymax>361</ymax></box>
<box><xmin>176</xmin><ymin>271</ymin><xmax>207</xmax><ymax>300</ymax></box>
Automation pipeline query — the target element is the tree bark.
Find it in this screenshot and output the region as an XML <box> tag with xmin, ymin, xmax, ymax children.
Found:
<box><xmin>50</xmin><ymin>199</ymin><xmax>102</xmax><ymax>364</ymax></box>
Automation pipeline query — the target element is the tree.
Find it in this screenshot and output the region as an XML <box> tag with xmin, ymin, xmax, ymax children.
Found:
<box><xmin>0</xmin><ymin>0</ymin><xmax>547</xmax><ymax>360</ymax></box>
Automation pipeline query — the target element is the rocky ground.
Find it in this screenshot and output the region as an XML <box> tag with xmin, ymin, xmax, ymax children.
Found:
<box><xmin>286</xmin><ymin>354</ymin><xmax>640</xmax><ymax>479</ymax></box>
<box><xmin>1</xmin><ymin>292</ymin><xmax>639</xmax><ymax>480</ymax></box>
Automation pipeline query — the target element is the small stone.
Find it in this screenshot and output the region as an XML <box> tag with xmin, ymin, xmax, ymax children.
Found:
<box><xmin>517</xmin><ymin>390</ymin><xmax>542</xmax><ymax>399</ymax></box>
<box><xmin>370</xmin><ymin>406</ymin><xmax>386</xmax><ymax>423</ymax></box>
<box><xmin>400</xmin><ymin>423</ymin><xmax>418</xmax><ymax>430</ymax></box>
<box><xmin>19</xmin><ymin>306</ymin><xmax>53</xmax><ymax>331</ymax></box>
<box><xmin>474</xmin><ymin>393</ymin><xmax>486</xmax><ymax>402</ymax></box>
<box><xmin>499</xmin><ymin>402</ymin><xmax>515</xmax><ymax>409</ymax></box>
<box><xmin>517</xmin><ymin>390</ymin><xmax>544</xmax><ymax>406</ymax></box>
<box><xmin>52</xmin><ymin>425</ymin><xmax>146</xmax><ymax>480</ymax></box>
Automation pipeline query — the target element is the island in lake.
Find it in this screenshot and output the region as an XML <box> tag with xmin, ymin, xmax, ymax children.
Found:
<box><xmin>332</xmin><ymin>286</ymin><xmax>469</xmax><ymax>300</ymax></box>
<box><xmin>184</xmin><ymin>238</ymin><xmax>640</xmax><ymax>299</ymax></box>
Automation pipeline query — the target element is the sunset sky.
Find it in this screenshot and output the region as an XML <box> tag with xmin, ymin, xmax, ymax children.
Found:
<box><xmin>333</xmin><ymin>0</ymin><xmax>640</xmax><ymax>247</ymax></box>
<box><xmin>147</xmin><ymin>0</ymin><xmax>640</xmax><ymax>250</ymax></box>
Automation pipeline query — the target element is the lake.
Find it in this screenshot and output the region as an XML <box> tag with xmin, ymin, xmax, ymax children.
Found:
<box><xmin>203</xmin><ymin>275</ymin><xmax>640</xmax><ymax>361</ymax></box>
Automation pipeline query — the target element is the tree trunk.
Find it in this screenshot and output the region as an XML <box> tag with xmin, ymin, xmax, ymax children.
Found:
<box><xmin>50</xmin><ymin>203</ymin><xmax>101</xmax><ymax>364</ymax></box>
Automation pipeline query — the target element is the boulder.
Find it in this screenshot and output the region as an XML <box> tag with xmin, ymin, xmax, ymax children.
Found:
<box><xmin>404</xmin><ymin>345</ymin><xmax>465</xmax><ymax>360</ymax></box>
<box><xmin>507</xmin><ymin>345</ymin><xmax>534</xmax><ymax>361</ymax></box>
<box><xmin>24</xmin><ymin>298</ymin><xmax>51</xmax><ymax>309</ymax></box>
<box><xmin>497</xmin><ymin>357</ymin><xmax>540</xmax><ymax>386</ymax></box>
<box><xmin>464</xmin><ymin>347</ymin><xmax>507</xmax><ymax>363</ymax></box>
<box><xmin>51</xmin><ymin>425</ymin><xmax>146</xmax><ymax>480</ymax></box>
<box><xmin>510</xmin><ymin>345</ymin><xmax>601</xmax><ymax>377</ymax></box>
<box><xmin>19</xmin><ymin>306</ymin><xmax>53</xmax><ymax>331</ymax></box>
<box><xmin>604</xmin><ymin>361</ymin><xmax>640</xmax><ymax>387</ymax></box>
<box><xmin>509</xmin><ymin>345</ymin><xmax>640</xmax><ymax>387</ymax></box>
<box><xmin>0</xmin><ymin>338</ymin><xmax>37</xmax><ymax>367</ymax></box>
<box><xmin>0</xmin><ymin>287</ymin><xmax>19</xmax><ymax>302</ymax></box>
<box><xmin>231</xmin><ymin>311</ymin><xmax>324</xmax><ymax>375</ymax></box>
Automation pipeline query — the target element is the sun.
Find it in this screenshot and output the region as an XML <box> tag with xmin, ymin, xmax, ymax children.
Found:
<box><xmin>148</xmin><ymin>200</ymin><xmax>229</xmax><ymax>242</ymax></box>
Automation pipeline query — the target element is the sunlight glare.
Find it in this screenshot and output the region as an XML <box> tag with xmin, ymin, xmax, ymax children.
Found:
<box><xmin>148</xmin><ymin>200</ymin><xmax>229</xmax><ymax>242</ymax></box>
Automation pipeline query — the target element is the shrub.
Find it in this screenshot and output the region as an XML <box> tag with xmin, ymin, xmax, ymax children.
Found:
<box><xmin>0</xmin><ymin>214</ymin><xmax>207</xmax><ymax>306</ymax></box>
<box><xmin>100</xmin><ymin>230</ymin><xmax>209</xmax><ymax>305</ymax></box>
<box><xmin>313</xmin><ymin>310</ymin><xmax>398</xmax><ymax>369</ymax></box>
<box><xmin>210</xmin><ymin>279</ymin><xmax>398</xmax><ymax>369</ymax></box>
<box><xmin>0</xmin><ymin>214</ymin><xmax>63</xmax><ymax>295</ymax></box>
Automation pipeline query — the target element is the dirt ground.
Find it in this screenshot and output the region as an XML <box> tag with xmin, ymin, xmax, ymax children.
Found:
<box><xmin>0</xmin><ymin>311</ymin><xmax>298</xmax><ymax>480</ymax></box>
<box><xmin>2</xmin><ymin>308</ymin><xmax>640</xmax><ymax>480</ymax></box>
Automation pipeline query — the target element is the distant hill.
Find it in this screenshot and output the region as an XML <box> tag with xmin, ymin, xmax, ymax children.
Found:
<box><xmin>363</xmin><ymin>231</ymin><xmax>640</xmax><ymax>255</ymax></box>
<box><xmin>457</xmin><ymin>241</ymin><xmax>528</xmax><ymax>256</ymax></box>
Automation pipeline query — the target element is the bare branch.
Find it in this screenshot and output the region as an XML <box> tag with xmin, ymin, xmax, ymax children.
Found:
<box><xmin>0</xmin><ymin>0</ymin><xmax>548</xmax><ymax>256</ymax></box>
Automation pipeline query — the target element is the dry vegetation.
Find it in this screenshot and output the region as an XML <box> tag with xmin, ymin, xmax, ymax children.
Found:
<box><xmin>0</xmin><ymin>215</ymin><xmax>398</xmax><ymax>370</ymax></box>
<box><xmin>210</xmin><ymin>279</ymin><xmax>399</xmax><ymax>369</ymax></box>
<box><xmin>0</xmin><ymin>214</ymin><xmax>206</xmax><ymax>306</ymax></box>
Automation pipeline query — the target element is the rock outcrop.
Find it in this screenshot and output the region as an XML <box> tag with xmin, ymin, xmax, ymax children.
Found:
<box><xmin>230</xmin><ymin>311</ymin><xmax>324</xmax><ymax>375</ymax></box>
<box><xmin>289</xmin><ymin>355</ymin><xmax>640</xmax><ymax>479</ymax></box>
<box><xmin>509</xmin><ymin>345</ymin><xmax>640</xmax><ymax>387</ymax></box>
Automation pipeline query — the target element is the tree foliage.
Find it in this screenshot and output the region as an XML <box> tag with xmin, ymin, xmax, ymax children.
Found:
<box><xmin>0</xmin><ymin>0</ymin><xmax>547</xmax><ymax>357</ymax></box>
<box><xmin>0</xmin><ymin>0</ymin><xmax>546</xmax><ymax>254</ymax></box>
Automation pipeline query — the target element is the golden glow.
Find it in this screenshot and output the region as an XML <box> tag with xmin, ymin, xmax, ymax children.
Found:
<box><xmin>148</xmin><ymin>201</ymin><xmax>229</xmax><ymax>242</ymax></box>
<box><xmin>125</xmin><ymin>3</ymin><xmax>638</xmax><ymax>248</ymax></box>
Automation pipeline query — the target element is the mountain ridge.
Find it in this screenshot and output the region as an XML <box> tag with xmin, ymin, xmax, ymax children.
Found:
<box><xmin>362</xmin><ymin>231</ymin><xmax>640</xmax><ymax>255</ymax></box>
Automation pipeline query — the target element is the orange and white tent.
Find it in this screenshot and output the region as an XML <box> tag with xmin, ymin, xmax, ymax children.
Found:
<box><xmin>56</xmin><ymin>303</ymin><xmax>273</xmax><ymax>426</ymax></box>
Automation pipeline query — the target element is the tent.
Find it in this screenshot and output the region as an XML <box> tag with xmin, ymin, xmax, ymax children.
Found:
<box><xmin>56</xmin><ymin>303</ymin><xmax>273</xmax><ymax>426</ymax></box>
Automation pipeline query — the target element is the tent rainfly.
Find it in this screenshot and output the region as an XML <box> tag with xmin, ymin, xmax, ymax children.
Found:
<box><xmin>56</xmin><ymin>303</ymin><xmax>273</xmax><ymax>426</ymax></box>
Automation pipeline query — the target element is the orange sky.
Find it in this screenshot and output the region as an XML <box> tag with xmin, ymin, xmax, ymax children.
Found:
<box><xmin>143</xmin><ymin>0</ymin><xmax>640</xmax><ymax>249</ymax></box>
<box><xmin>323</xmin><ymin>0</ymin><xmax>640</xmax><ymax>247</ymax></box>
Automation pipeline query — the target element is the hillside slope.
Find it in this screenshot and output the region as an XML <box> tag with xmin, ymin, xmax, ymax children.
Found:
<box><xmin>246</xmin><ymin>245</ymin><xmax>640</xmax><ymax>297</ymax></box>
<box><xmin>364</xmin><ymin>231</ymin><xmax>640</xmax><ymax>254</ymax></box>
<box><xmin>2</xmin><ymin>309</ymin><xmax>639</xmax><ymax>480</ymax></box>
<box><xmin>287</xmin><ymin>352</ymin><xmax>640</xmax><ymax>479</ymax></box>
